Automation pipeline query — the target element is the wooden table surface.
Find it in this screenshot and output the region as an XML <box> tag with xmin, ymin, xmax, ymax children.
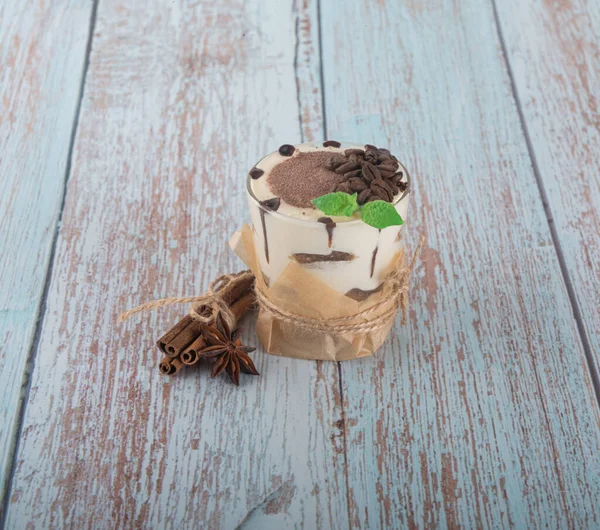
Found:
<box><xmin>1</xmin><ymin>0</ymin><xmax>599</xmax><ymax>528</ymax></box>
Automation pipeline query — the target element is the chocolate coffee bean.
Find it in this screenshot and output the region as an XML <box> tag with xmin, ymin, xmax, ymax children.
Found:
<box><xmin>278</xmin><ymin>144</ymin><xmax>295</xmax><ymax>156</ymax></box>
<box><xmin>323</xmin><ymin>140</ymin><xmax>342</xmax><ymax>148</ymax></box>
<box><xmin>249</xmin><ymin>167</ymin><xmax>264</xmax><ymax>179</ymax></box>
<box><xmin>345</xmin><ymin>149</ymin><xmax>365</xmax><ymax>156</ymax></box>
<box><xmin>348</xmin><ymin>178</ymin><xmax>368</xmax><ymax>192</ymax></box>
<box><xmin>378</xmin><ymin>162</ymin><xmax>398</xmax><ymax>172</ymax></box>
<box><xmin>362</xmin><ymin>163</ymin><xmax>381</xmax><ymax>182</ymax></box>
<box><xmin>378</xmin><ymin>168</ymin><xmax>397</xmax><ymax>179</ymax></box>
<box><xmin>357</xmin><ymin>189</ymin><xmax>372</xmax><ymax>205</ymax></box>
<box><xmin>335</xmin><ymin>162</ymin><xmax>360</xmax><ymax>174</ymax></box>
<box><xmin>370</xmin><ymin>185</ymin><xmax>391</xmax><ymax>202</ymax></box>
<box><xmin>377</xmin><ymin>179</ymin><xmax>394</xmax><ymax>195</ymax></box>
<box><xmin>335</xmin><ymin>182</ymin><xmax>352</xmax><ymax>194</ymax></box>
<box><xmin>344</xmin><ymin>169</ymin><xmax>362</xmax><ymax>180</ymax></box>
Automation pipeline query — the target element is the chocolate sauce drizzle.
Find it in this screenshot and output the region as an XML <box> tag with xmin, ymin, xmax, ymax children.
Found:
<box><xmin>370</xmin><ymin>229</ymin><xmax>381</xmax><ymax>278</ymax></box>
<box><xmin>370</xmin><ymin>247</ymin><xmax>378</xmax><ymax>278</ymax></box>
<box><xmin>318</xmin><ymin>217</ymin><xmax>336</xmax><ymax>248</ymax></box>
<box><xmin>258</xmin><ymin>198</ymin><xmax>281</xmax><ymax>264</ymax></box>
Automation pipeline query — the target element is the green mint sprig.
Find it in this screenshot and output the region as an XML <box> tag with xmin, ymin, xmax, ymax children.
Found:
<box><xmin>311</xmin><ymin>192</ymin><xmax>404</xmax><ymax>229</ymax></box>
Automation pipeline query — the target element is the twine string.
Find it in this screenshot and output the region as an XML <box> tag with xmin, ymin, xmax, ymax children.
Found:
<box><xmin>118</xmin><ymin>270</ymin><xmax>253</xmax><ymax>330</ymax></box>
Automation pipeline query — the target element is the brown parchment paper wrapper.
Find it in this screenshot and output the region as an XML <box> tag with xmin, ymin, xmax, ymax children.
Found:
<box><xmin>230</xmin><ymin>225</ymin><xmax>406</xmax><ymax>361</ymax></box>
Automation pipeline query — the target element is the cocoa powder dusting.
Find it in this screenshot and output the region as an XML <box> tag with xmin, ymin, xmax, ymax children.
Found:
<box><xmin>268</xmin><ymin>152</ymin><xmax>343</xmax><ymax>208</ymax></box>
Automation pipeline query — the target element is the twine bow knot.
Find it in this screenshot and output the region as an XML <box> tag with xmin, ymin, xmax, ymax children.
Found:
<box><xmin>118</xmin><ymin>270</ymin><xmax>253</xmax><ymax>331</ymax></box>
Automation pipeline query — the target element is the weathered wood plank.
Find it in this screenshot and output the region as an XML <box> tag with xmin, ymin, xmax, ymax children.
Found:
<box><xmin>0</xmin><ymin>0</ymin><xmax>93</xmax><ymax>506</ymax></box>
<box><xmin>6</xmin><ymin>1</ymin><xmax>348</xmax><ymax>528</ymax></box>
<box><xmin>320</xmin><ymin>0</ymin><xmax>600</xmax><ymax>528</ymax></box>
<box><xmin>495</xmin><ymin>0</ymin><xmax>600</xmax><ymax>373</ymax></box>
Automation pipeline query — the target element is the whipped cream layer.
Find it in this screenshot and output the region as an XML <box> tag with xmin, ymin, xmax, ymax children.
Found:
<box><xmin>246</xmin><ymin>142</ymin><xmax>412</xmax><ymax>296</ymax></box>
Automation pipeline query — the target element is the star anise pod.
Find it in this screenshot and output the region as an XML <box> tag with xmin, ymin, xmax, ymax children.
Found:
<box><xmin>199</xmin><ymin>313</ymin><xmax>259</xmax><ymax>385</ymax></box>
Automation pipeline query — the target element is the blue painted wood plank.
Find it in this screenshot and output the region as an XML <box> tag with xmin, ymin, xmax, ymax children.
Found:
<box><xmin>0</xmin><ymin>0</ymin><xmax>93</xmax><ymax>507</ymax></box>
<box><xmin>5</xmin><ymin>1</ymin><xmax>348</xmax><ymax>528</ymax></box>
<box><xmin>320</xmin><ymin>0</ymin><xmax>600</xmax><ymax>528</ymax></box>
<box><xmin>495</xmin><ymin>0</ymin><xmax>600</xmax><ymax>378</ymax></box>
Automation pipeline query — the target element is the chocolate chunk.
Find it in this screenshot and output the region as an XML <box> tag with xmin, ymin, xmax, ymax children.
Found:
<box><xmin>345</xmin><ymin>284</ymin><xmax>383</xmax><ymax>301</ymax></box>
<box><xmin>335</xmin><ymin>162</ymin><xmax>360</xmax><ymax>174</ymax></box>
<box><xmin>260</xmin><ymin>197</ymin><xmax>281</xmax><ymax>211</ymax></box>
<box><xmin>362</xmin><ymin>163</ymin><xmax>381</xmax><ymax>182</ymax></box>
<box><xmin>279</xmin><ymin>144</ymin><xmax>295</xmax><ymax>156</ymax></box>
<box><xmin>249</xmin><ymin>167</ymin><xmax>264</xmax><ymax>179</ymax></box>
<box><xmin>357</xmin><ymin>189</ymin><xmax>371</xmax><ymax>205</ymax></box>
<box><xmin>323</xmin><ymin>140</ymin><xmax>341</xmax><ymax>148</ymax></box>
<box><xmin>344</xmin><ymin>169</ymin><xmax>362</xmax><ymax>180</ymax></box>
<box><xmin>345</xmin><ymin>148</ymin><xmax>365</xmax><ymax>156</ymax></box>
<box><xmin>348</xmin><ymin>178</ymin><xmax>367</xmax><ymax>192</ymax></box>
<box><xmin>292</xmin><ymin>251</ymin><xmax>355</xmax><ymax>264</ymax></box>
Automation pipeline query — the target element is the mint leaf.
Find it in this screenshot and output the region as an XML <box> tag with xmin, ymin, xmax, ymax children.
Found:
<box><xmin>312</xmin><ymin>192</ymin><xmax>359</xmax><ymax>217</ymax></box>
<box><xmin>360</xmin><ymin>200</ymin><xmax>404</xmax><ymax>229</ymax></box>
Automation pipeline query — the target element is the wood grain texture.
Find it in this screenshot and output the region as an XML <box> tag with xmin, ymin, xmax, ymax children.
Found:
<box><xmin>495</xmin><ymin>0</ymin><xmax>600</xmax><ymax>370</ymax></box>
<box><xmin>0</xmin><ymin>0</ymin><xmax>93</xmax><ymax>505</ymax></box>
<box><xmin>320</xmin><ymin>0</ymin><xmax>600</xmax><ymax>528</ymax></box>
<box><xmin>5</xmin><ymin>1</ymin><xmax>348</xmax><ymax>528</ymax></box>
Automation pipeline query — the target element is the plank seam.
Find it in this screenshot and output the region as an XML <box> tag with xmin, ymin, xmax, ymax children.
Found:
<box><xmin>0</xmin><ymin>1</ymin><xmax>100</xmax><ymax>526</ymax></box>
<box><xmin>336</xmin><ymin>361</ymin><xmax>353</xmax><ymax>526</ymax></box>
<box><xmin>489</xmin><ymin>0</ymin><xmax>600</xmax><ymax>405</ymax></box>
<box><xmin>316</xmin><ymin>0</ymin><xmax>328</xmax><ymax>139</ymax></box>
<box><xmin>293</xmin><ymin>2</ymin><xmax>305</xmax><ymax>143</ymax></box>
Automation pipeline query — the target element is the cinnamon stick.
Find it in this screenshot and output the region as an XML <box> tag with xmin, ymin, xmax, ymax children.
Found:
<box><xmin>159</xmin><ymin>355</ymin><xmax>183</xmax><ymax>375</ymax></box>
<box><xmin>181</xmin><ymin>335</ymin><xmax>207</xmax><ymax>365</ymax></box>
<box><xmin>164</xmin><ymin>318</ymin><xmax>204</xmax><ymax>358</ymax></box>
<box><xmin>229</xmin><ymin>289</ymin><xmax>255</xmax><ymax>323</ymax></box>
<box><xmin>156</xmin><ymin>315</ymin><xmax>193</xmax><ymax>353</ymax></box>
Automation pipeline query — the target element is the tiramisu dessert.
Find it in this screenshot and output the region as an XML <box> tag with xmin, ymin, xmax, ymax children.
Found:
<box><xmin>246</xmin><ymin>141</ymin><xmax>411</xmax><ymax>300</ymax></box>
